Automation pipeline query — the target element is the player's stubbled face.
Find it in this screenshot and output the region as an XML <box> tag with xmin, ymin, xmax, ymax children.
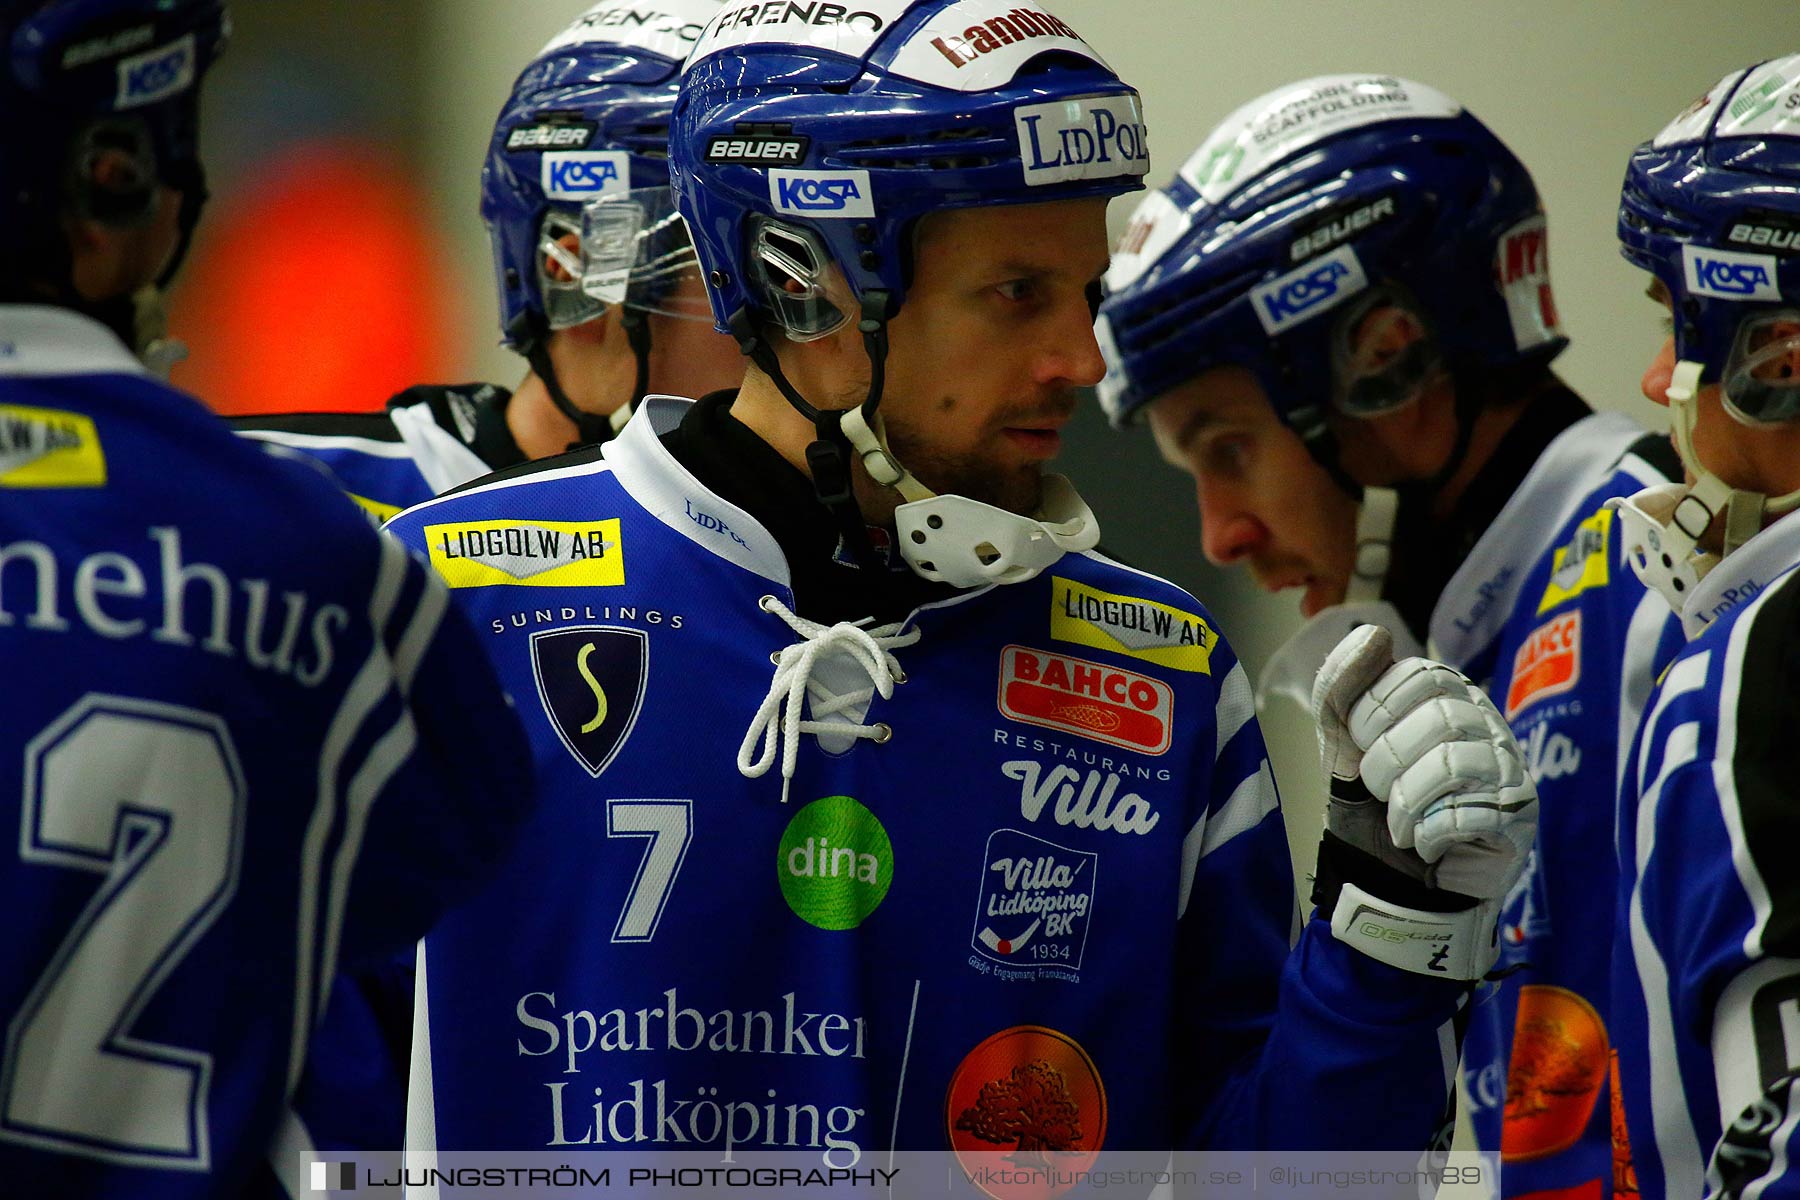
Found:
<box><xmin>1148</xmin><ymin>369</ymin><xmax>1359</xmax><ymax>618</ymax></box>
<box><xmin>874</xmin><ymin>198</ymin><xmax>1112</xmax><ymax>516</ymax></box>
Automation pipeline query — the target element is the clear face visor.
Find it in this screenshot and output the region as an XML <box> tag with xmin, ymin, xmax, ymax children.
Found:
<box><xmin>537</xmin><ymin>185</ymin><xmax>710</xmax><ymax>331</ymax></box>
<box><xmin>1722</xmin><ymin>307</ymin><xmax>1800</xmax><ymax>425</ymax></box>
<box><xmin>1328</xmin><ymin>286</ymin><xmax>1439</xmax><ymax>418</ymax></box>
<box><xmin>746</xmin><ymin>218</ymin><xmax>851</xmax><ymax>343</ymax></box>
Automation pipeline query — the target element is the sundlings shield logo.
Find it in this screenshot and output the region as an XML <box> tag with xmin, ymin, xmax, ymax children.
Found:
<box><xmin>529</xmin><ymin>626</ymin><xmax>648</xmax><ymax>777</ymax></box>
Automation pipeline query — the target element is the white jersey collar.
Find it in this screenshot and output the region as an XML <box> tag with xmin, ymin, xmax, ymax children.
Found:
<box><xmin>387</xmin><ymin>400</ymin><xmax>494</xmax><ymax>495</ymax></box>
<box><xmin>1682</xmin><ymin>505</ymin><xmax>1800</xmax><ymax>638</ymax></box>
<box><xmin>602</xmin><ymin>394</ymin><xmax>793</xmax><ymax>588</ymax></box>
<box><xmin>0</xmin><ymin>305</ymin><xmax>147</xmax><ymax>380</ymax></box>
<box><xmin>1430</xmin><ymin>412</ymin><xmax>1647</xmax><ymax>669</ymax></box>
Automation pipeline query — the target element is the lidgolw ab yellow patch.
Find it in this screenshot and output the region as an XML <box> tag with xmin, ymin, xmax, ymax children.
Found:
<box><xmin>1537</xmin><ymin>508</ymin><xmax>1612</xmax><ymax>615</ymax></box>
<box><xmin>424</xmin><ymin>518</ymin><xmax>623</xmax><ymax>589</ymax></box>
<box><xmin>1050</xmin><ymin>575</ymin><xmax>1215</xmax><ymax>674</ymax></box>
<box><xmin>0</xmin><ymin>403</ymin><xmax>105</xmax><ymax>488</ymax></box>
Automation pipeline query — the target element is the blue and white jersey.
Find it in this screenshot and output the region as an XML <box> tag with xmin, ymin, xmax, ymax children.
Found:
<box><xmin>385</xmin><ymin>395</ymin><xmax>1466</xmax><ymax>1163</ymax></box>
<box><xmin>232</xmin><ymin>383</ymin><xmax>519</xmax><ymax>523</ymax></box>
<box><xmin>1612</xmin><ymin>508</ymin><xmax>1800</xmax><ymax>1200</ymax></box>
<box><xmin>1431</xmin><ymin>412</ymin><xmax>1684</xmax><ymax>1198</ymax></box>
<box><xmin>0</xmin><ymin>307</ymin><xmax>534</xmax><ymax>1198</ymax></box>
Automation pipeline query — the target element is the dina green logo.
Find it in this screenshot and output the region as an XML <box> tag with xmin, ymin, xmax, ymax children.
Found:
<box><xmin>777</xmin><ymin>795</ymin><xmax>893</xmax><ymax>930</ymax></box>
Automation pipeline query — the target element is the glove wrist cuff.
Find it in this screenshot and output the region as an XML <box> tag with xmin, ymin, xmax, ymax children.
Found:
<box><xmin>1322</xmin><ymin>881</ymin><xmax>1497</xmax><ymax>980</ymax></box>
<box><xmin>1313</xmin><ymin>832</ymin><xmax>1496</xmax><ymax>980</ymax></box>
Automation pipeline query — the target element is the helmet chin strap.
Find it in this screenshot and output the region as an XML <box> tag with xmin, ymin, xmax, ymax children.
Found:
<box><xmin>835</xmin><ymin>298</ymin><xmax>1098</xmax><ymax>588</ymax></box>
<box><xmin>734</xmin><ymin>289</ymin><xmax>1099</xmax><ymax>588</ymax></box>
<box><xmin>1611</xmin><ymin>359</ymin><xmax>1800</xmax><ymax>619</ymax></box>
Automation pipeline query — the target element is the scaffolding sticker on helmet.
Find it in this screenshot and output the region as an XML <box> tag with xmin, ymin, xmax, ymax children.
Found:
<box><xmin>540</xmin><ymin>2</ymin><xmax>719</xmax><ymax>61</ymax></box>
<box><xmin>888</xmin><ymin>1</ymin><xmax>1104</xmax><ymax>92</ymax></box>
<box><xmin>1180</xmin><ymin>75</ymin><xmax>1460</xmax><ymax>206</ymax></box>
<box><xmin>1014</xmin><ymin>93</ymin><xmax>1149</xmax><ymax>188</ymax></box>
<box><xmin>686</xmin><ymin>0</ymin><xmax>911</xmax><ymax>71</ymax></box>
<box><xmin>542</xmin><ymin>151</ymin><xmax>631</xmax><ymax>201</ymax></box>
<box><xmin>769</xmin><ymin>169</ymin><xmax>874</xmax><ymax>218</ymax></box>
<box><xmin>1250</xmin><ymin>245</ymin><xmax>1368</xmax><ymax>335</ymax></box>
<box><xmin>1711</xmin><ymin>55</ymin><xmax>1800</xmax><ymax>140</ymax></box>
<box><xmin>1653</xmin><ymin>69</ymin><xmax>1749</xmax><ymax>148</ymax></box>
<box><xmin>1684</xmin><ymin>244</ymin><xmax>1782</xmax><ymax>302</ymax></box>
<box><xmin>1105</xmin><ymin>189</ymin><xmax>1189</xmax><ymax>294</ymax></box>
<box><xmin>114</xmin><ymin>34</ymin><xmax>195</xmax><ymax>110</ymax></box>
<box><xmin>1495</xmin><ymin>215</ymin><xmax>1563</xmax><ymax>353</ymax></box>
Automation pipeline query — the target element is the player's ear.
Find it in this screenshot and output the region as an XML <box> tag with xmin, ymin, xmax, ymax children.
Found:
<box><xmin>543</xmin><ymin>231</ymin><xmax>582</xmax><ymax>285</ymax></box>
<box><xmin>1764</xmin><ymin>318</ymin><xmax>1800</xmax><ymax>382</ymax></box>
<box><xmin>1345</xmin><ymin>303</ymin><xmax>1429</xmax><ymax>375</ymax></box>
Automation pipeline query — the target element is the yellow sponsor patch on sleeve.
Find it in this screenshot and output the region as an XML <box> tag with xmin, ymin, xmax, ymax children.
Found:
<box><xmin>1050</xmin><ymin>575</ymin><xmax>1215</xmax><ymax>674</ymax></box>
<box><xmin>0</xmin><ymin>403</ymin><xmax>106</xmax><ymax>488</ymax></box>
<box><xmin>1536</xmin><ymin>508</ymin><xmax>1612</xmax><ymax>615</ymax></box>
<box><xmin>348</xmin><ymin>492</ymin><xmax>403</xmax><ymax>524</ymax></box>
<box><xmin>424</xmin><ymin>518</ymin><xmax>624</xmax><ymax>589</ymax></box>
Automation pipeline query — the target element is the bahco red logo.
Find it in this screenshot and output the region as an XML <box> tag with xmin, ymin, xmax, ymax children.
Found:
<box><xmin>997</xmin><ymin>645</ymin><xmax>1171</xmax><ymax>755</ymax></box>
<box><xmin>1505</xmin><ymin>611</ymin><xmax>1580</xmax><ymax>719</ymax></box>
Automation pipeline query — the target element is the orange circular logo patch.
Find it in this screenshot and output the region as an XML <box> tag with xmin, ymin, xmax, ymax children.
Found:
<box><xmin>1503</xmin><ymin>985</ymin><xmax>1610</xmax><ymax>1162</ymax></box>
<box><xmin>946</xmin><ymin>1026</ymin><xmax>1106</xmax><ymax>1200</ymax></box>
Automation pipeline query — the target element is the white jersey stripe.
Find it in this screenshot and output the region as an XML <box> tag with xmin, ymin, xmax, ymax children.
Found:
<box><xmin>1214</xmin><ymin>661</ymin><xmax>1255</xmax><ymax>761</ymax></box>
<box><xmin>315</xmin><ymin>550</ymin><xmax>449</xmax><ymax>1013</ymax></box>
<box><xmin>315</xmin><ymin>713</ymin><xmax>417</xmax><ymax>1017</ymax></box>
<box><xmin>1639</xmin><ymin>651</ymin><xmax>1712</xmax><ymax>791</ymax></box>
<box><xmin>238</xmin><ymin>429</ymin><xmax>420</xmax><ymax>459</ymax></box>
<box><xmin>1181</xmin><ymin>759</ymin><xmax>1277</xmax><ymax>917</ymax></box>
<box><xmin>287</xmin><ymin>535</ymin><xmax>407</xmax><ymax>1090</ymax></box>
<box><xmin>1716</xmin><ymin>582</ymin><xmax>1782</xmax><ymax>959</ymax></box>
<box><xmin>404</xmin><ymin>940</ymin><xmax>441</xmax><ymax>1200</ymax></box>
<box><xmin>1633</xmin><ymin>714</ymin><xmax>1708</xmax><ymax>1200</ymax></box>
<box><xmin>1617</xmin><ymin>586</ymin><xmax>1676</xmax><ymax>799</ymax></box>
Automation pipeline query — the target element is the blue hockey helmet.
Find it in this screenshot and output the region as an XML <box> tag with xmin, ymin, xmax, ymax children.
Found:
<box><xmin>667</xmin><ymin>0</ymin><xmax>1149</xmax><ymax>589</ymax></box>
<box><xmin>482</xmin><ymin>0</ymin><xmax>722</xmax><ymax>349</ymax></box>
<box><xmin>1096</xmin><ymin>74</ymin><xmax>1566</xmax><ymax>440</ymax></box>
<box><xmin>2</xmin><ymin>0</ymin><xmax>229</xmax><ymax>286</ymax></box>
<box><xmin>1605</xmin><ymin>57</ymin><xmax>1800</xmax><ymax>623</ymax></box>
<box><xmin>1618</xmin><ymin>54</ymin><xmax>1800</xmax><ymax>426</ymax></box>
<box><xmin>670</xmin><ymin>0</ymin><xmax>1149</xmax><ymax>343</ymax></box>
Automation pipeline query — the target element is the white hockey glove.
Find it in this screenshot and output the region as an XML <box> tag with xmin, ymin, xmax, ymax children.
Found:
<box><xmin>1308</xmin><ymin>624</ymin><xmax>1538</xmax><ymax>980</ymax></box>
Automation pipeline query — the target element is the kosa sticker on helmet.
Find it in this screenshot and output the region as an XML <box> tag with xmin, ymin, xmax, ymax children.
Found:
<box><xmin>769</xmin><ymin>169</ymin><xmax>874</xmax><ymax>218</ymax></box>
<box><xmin>1180</xmin><ymin>75</ymin><xmax>1461</xmax><ymax>206</ymax></box>
<box><xmin>1014</xmin><ymin>93</ymin><xmax>1149</xmax><ymax>188</ymax></box>
<box><xmin>1250</xmin><ymin>245</ymin><xmax>1369</xmax><ymax>335</ymax></box>
<box><xmin>686</xmin><ymin>0</ymin><xmax>912</xmax><ymax>71</ymax></box>
<box><xmin>888</xmin><ymin>1</ymin><xmax>1104</xmax><ymax>92</ymax></box>
<box><xmin>1683</xmin><ymin>243</ymin><xmax>1783</xmax><ymax>302</ymax></box>
<box><xmin>538</xmin><ymin>1</ymin><xmax>720</xmax><ymax>62</ymax></box>
<box><xmin>542</xmin><ymin>151</ymin><xmax>631</xmax><ymax>201</ymax></box>
<box><xmin>114</xmin><ymin>34</ymin><xmax>195</xmax><ymax>110</ymax></box>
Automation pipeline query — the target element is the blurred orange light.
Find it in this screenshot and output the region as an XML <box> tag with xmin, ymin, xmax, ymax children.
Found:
<box><xmin>170</xmin><ymin>140</ymin><xmax>459</xmax><ymax>415</ymax></box>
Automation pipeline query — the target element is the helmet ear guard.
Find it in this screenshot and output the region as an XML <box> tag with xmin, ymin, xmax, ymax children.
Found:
<box><xmin>746</xmin><ymin>218</ymin><xmax>850</xmax><ymax>344</ymax></box>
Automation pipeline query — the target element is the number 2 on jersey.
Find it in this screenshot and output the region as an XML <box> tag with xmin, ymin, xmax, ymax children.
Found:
<box><xmin>2</xmin><ymin>696</ymin><xmax>245</xmax><ymax>1169</ymax></box>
